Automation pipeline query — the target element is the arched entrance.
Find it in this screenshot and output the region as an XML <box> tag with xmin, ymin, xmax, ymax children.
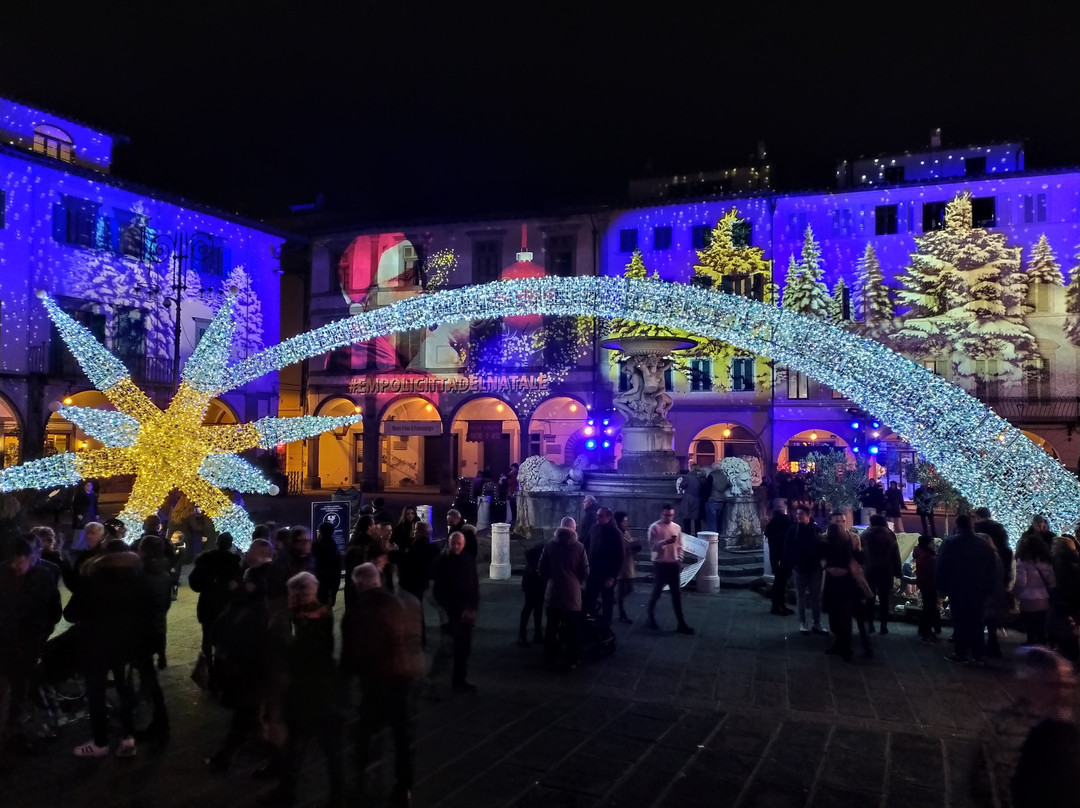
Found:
<box><xmin>0</xmin><ymin>392</ymin><xmax>23</xmax><ymax>469</ymax></box>
<box><xmin>687</xmin><ymin>422</ymin><xmax>761</xmax><ymax>469</ymax></box>
<box><xmin>380</xmin><ymin>397</ymin><xmax>442</xmax><ymax>489</ymax></box>
<box><xmin>526</xmin><ymin>396</ymin><xmax>588</xmax><ymax>464</ymax></box>
<box><xmin>778</xmin><ymin>428</ymin><xmax>852</xmax><ymax>473</ymax></box>
<box><xmin>45</xmin><ymin>390</ymin><xmax>111</xmax><ymax>456</ymax></box>
<box><xmin>314</xmin><ymin>397</ymin><xmax>364</xmax><ymax>488</ymax></box>
<box><xmin>1021</xmin><ymin>430</ymin><xmax>1059</xmax><ymax>459</ymax></box>
<box><xmin>451</xmin><ymin>397</ymin><xmax>519</xmax><ymax>484</ymax></box>
<box><xmin>203</xmin><ymin>399</ymin><xmax>240</xmax><ymax>425</ymax></box>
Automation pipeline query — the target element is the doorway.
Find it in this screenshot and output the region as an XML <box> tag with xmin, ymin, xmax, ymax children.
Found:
<box><xmin>423</xmin><ymin>435</ymin><xmax>442</xmax><ymax>486</ymax></box>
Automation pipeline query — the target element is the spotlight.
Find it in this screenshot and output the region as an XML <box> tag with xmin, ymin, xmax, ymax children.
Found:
<box><xmin>602</xmin><ymin>440</ymin><xmax>611</xmax><ymax>449</ymax></box>
<box><xmin>870</xmin><ymin>421</ymin><xmax>881</xmax><ymax>429</ymax></box>
<box><xmin>585</xmin><ymin>439</ymin><xmax>597</xmax><ymax>450</ymax></box>
<box><xmin>852</xmin><ymin>446</ymin><xmax>861</xmax><ymax>453</ymax></box>
<box><xmin>587</xmin><ymin>418</ymin><xmax>595</xmax><ymax>427</ymax></box>
<box><xmin>809</xmin><ymin>432</ymin><xmax>818</xmax><ymax>441</ymax></box>
<box><xmin>868</xmin><ymin>445</ymin><xmax>880</xmax><ymax>455</ymax></box>
<box><xmin>583</xmin><ymin>426</ymin><xmax>594</xmax><ymax>436</ymax></box>
<box><xmin>601</xmin><ymin>418</ymin><xmax>610</xmax><ymax>426</ymax></box>
<box><xmin>850</xmin><ymin>420</ymin><xmax>860</xmax><ymax>430</ymax></box>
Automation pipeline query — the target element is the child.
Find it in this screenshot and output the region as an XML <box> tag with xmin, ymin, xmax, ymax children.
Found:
<box><xmin>913</xmin><ymin>534</ymin><xmax>941</xmax><ymax>643</ymax></box>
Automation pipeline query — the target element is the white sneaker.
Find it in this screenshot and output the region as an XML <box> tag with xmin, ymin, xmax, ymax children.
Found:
<box><xmin>799</xmin><ymin>621</ymin><xmax>810</xmax><ymax>635</ymax></box>
<box><xmin>116</xmin><ymin>736</ymin><xmax>137</xmax><ymax>758</ymax></box>
<box><xmin>74</xmin><ymin>740</ymin><xmax>109</xmax><ymax>758</ymax></box>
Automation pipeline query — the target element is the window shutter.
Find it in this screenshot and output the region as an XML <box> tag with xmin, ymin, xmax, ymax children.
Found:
<box><xmin>52</xmin><ymin>203</ymin><xmax>67</xmax><ymax>242</ymax></box>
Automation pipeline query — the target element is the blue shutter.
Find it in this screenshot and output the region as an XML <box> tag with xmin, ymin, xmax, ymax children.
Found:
<box><xmin>52</xmin><ymin>203</ymin><xmax>68</xmax><ymax>243</ymax></box>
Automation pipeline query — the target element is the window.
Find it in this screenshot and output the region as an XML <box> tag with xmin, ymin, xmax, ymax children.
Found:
<box><xmin>1030</xmin><ymin>281</ymin><xmax>1053</xmax><ymax>313</ymax></box>
<box><xmin>190</xmin><ymin>233</ymin><xmax>225</xmax><ymax>276</ymax></box>
<box><xmin>693</xmin><ymin>439</ymin><xmax>716</xmax><ymax>468</ymax></box>
<box><xmin>884</xmin><ymin>165</ymin><xmax>905</xmax><ymax>184</ymax></box>
<box><xmin>787</xmin><ymin>211</ymin><xmax>809</xmax><ymax>235</ymax></box>
<box><xmin>529</xmin><ymin>432</ymin><xmax>542</xmax><ymax>457</ymax></box>
<box><xmin>874</xmin><ymin>204</ymin><xmax>898</xmax><ymax>235</ymax></box>
<box><xmin>113</xmin><ymin>308</ymin><xmax>146</xmax><ymax>365</ymax></box>
<box><xmin>396</xmin><ymin>327</ymin><xmax>426</xmax><ymax>367</ymax></box>
<box><xmin>52</xmin><ymin>197</ymin><xmax>100</xmax><ymax>248</ymax></box>
<box><xmin>664</xmin><ymin>367</ymin><xmax>674</xmax><ymax>392</ymax></box>
<box><xmin>652</xmin><ymin>226</ymin><xmax>672</xmax><ymax>251</ymax></box>
<box><xmin>922</xmin><ymin>201</ymin><xmax>948</xmax><ymax>232</ymax></box>
<box><xmin>1026</xmin><ymin>357</ymin><xmax>1050</xmax><ymax>399</ymax></box>
<box><xmin>1022</xmin><ymin>194</ymin><xmax>1048</xmax><ymax>224</ymax></box>
<box><xmin>472</xmin><ymin>239</ymin><xmax>501</xmax><ymax>284</ymax></box>
<box><xmin>32</xmin><ymin>124</ymin><xmax>74</xmax><ymax>163</ymax></box>
<box><xmin>731</xmin><ymin>357</ymin><xmax>755</xmax><ymax>391</ymax></box>
<box><xmin>786</xmin><ymin>368</ymin><xmax>809</xmax><ymax>399</ymax></box>
<box><xmin>691</xmin><ymin>225</ymin><xmax>712</xmax><ymax>249</ymax></box>
<box><xmin>720</xmin><ymin>275</ymin><xmax>765</xmax><ymax>301</ymax></box>
<box><xmin>618</xmin><ymin>361</ymin><xmax>630</xmax><ymax>392</ymax></box>
<box><xmin>545</xmin><ymin>234</ymin><xmax>575</xmax><ymax>276</ymax></box>
<box><xmin>830</xmin><ymin>208</ymin><xmax>853</xmax><ymax>237</ymax></box>
<box><xmin>730</xmin><ymin>218</ymin><xmax>752</xmax><ymax>248</ymax></box>
<box><xmin>973</xmin><ymin>359</ymin><xmax>1002</xmax><ymax>400</ymax></box>
<box><xmin>619</xmin><ymin>229</ymin><xmax>638</xmax><ymax>253</ymax></box>
<box><xmin>52</xmin><ymin>308</ymin><xmax>105</xmax><ymax>376</ymax></box>
<box><xmin>965</xmin><ymin>156</ymin><xmax>987</xmax><ymax>176</ymax></box>
<box><xmin>193</xmin><ymin>318</ymin><xmax>212</xmax><ymax>345</ymax></box>
<box><xmin>971</xmin><ymin>196</ymin><xmax>996</xmax><ymax>228</ymax></box>
<box><xmin>922</xmin><ymin>359</ymin><xmax>947</xmax><ymax>377</ymax></box>
<box><xmin>117</xmin><ymin>212</ymin><xmax>146</xmax><ymax>260</ymax></box>
<box><xmin>689</xmin><ymin>358</ymin><xmax>712</xmax><ymax>391</ymax></box>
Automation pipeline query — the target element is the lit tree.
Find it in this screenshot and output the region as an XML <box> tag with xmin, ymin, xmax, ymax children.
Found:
<box><xmin>781</xmin><ymin>226</ymin><xmax>832</xmax><ymax>317</ymax></box>
<box><xmin>1027</xmin><ymin>234</ymin><xmax>1064</xmax><ymax>286</ymax></box>
<box><xmin>892</xmin><ymin>192</ymin><xmax>1037</xmax><ymax>381</ymax></box>
<box><xmin>852</xmin><ymin>243</ymin><xmax>893</xmax><ymax>336</ymax></box>
<box><xmin>693</xmin><ymin>209</ymin><xmax>771</xmax><ymax>288</ymax></box>
<box><xmin>220</xmin><ymin>266</ymin><xmax>264</xmax><ymax>360</ymax></box>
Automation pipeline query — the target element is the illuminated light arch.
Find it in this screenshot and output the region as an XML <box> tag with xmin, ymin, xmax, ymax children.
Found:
<box><xmin>219</xmin><ymin>277</ymin><xmax>1080</xmax><ymax>542</ymax></box>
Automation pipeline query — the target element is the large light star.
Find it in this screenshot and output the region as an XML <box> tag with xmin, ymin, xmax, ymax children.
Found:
<box><xmin>0</xmin><ymin>291</ymin><xmax>361</xmax><ymax>547</ymax></box>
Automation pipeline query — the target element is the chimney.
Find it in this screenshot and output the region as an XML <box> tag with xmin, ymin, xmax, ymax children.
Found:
<box><xmin>930</xmin><ymin>128</ymin><xmax>942</xmax><ymax>149</ymax></box>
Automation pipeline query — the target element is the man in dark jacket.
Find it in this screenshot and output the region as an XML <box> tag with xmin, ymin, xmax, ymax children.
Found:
<box><xmin>188</xmin><ymin>533</ymin><xmax>242</xmax><ymax>662</ymax></box>
<box><xmin>539</xmin><ymin>526</ymin><xmax>589</xmax><ymax>668</ymax></box>
<box><xmin>579</xmin><ymin>497</ymin><xmax>599</xmax><ymax>555</ymax></box>
<box><xmin>584</xmin><ymin>507</ymin><xmax>624</xmax><ymax>628</ymax></box>
<box><xmin>784</xmin><ymin>506</ymin><xmax>825</xmax><ymax>634</ymax></box>
<box><xmin>312</xmin><ymin>521</ymin><xmax>343</xmax><ymax>608</ymax></box>
<box><xmin>937</xmin><ymin>513</ymin><xmax>999</xmax><ymax>665</ymax></box>
<box><xmin>432</xmin><ymin>532</ymin><xmax>480</xmax><ymax>692</ymax></box>
<box><xmin>861</xmin><ymin>514</ymin><xmax>902</xmax><ymax>634</ymax></box>
<box><xmin>973</xmin><ymin>506</ymin><xmax>1013</xmax><ymax>659</ymax></box>
<box><xmin>391</xmin><ymin>521</ymin><xmax>433</xmax><ymax>648</ymax></box>
<box><xmin>0</xmin><ymin>537</ymin><xmax>62</xmax><ymax>757</ymax></box>
<box><xmin>343</xmin><ymin>563</ymin><xmax>423</xmax><ymax>808</ymax></box>
<box><xmin>764</xmin><ymin>508</ymin><xmax>793</xmax><ymax>616</ymax></box>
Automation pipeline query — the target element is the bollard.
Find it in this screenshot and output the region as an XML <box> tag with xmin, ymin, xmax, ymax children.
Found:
<box><xmin>697</xmin><ymin>531</ymin><xmax>720</xmax><ymax>593</ymax></box>
<box><xmin>489</xmin><ymin>522</ymin><xmax>511</xmax><ymax>580</ymax></box>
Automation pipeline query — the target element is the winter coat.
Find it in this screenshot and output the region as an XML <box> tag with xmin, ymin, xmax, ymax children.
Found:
<box><xmin>391</xmin><ymin>519</ymin><xmax>419</xmax><ymax>548</ymax></box>
<box><xmin>539</xmin><ymin>532</ymin><xmax>589</xmax><ymax>611</ymax></box>
<box><xmin>681</xmin><ymin>472</ymin><xmax>703</xmax><ymax>519</ymax></box>
<box><xmin>784</xmin><ymin>522</ymin><xmax>824</xmax><ymax>575</ymax></box>
<box><xmin>1052</xmin><ymin>543</ymin><xmax>1080</xmax><ymax>615</ymax></box>
<box><xmin>432</xmin><ymin>551</ymin><xmax>479</xmax><ymax>620</ymax></box>
<box><xmin>0</xmin><ymin>561</ymin><xmax>62</xmax><ymax>657</ymax></box>
<box><xmin>141</xmin><ymin>557</ymin><xmax>173</xmax><ymax>640</ymax></box>
<box><xmin>913</xmin><ymin>486</ymin><xmax>936</xmax><ymax>516</ymax></box>
<box><xmin>1014</xmin><ymin>559</ymin><xmax>1055</xmax><ymax>612</ymax></box>
<box><xmin>618</xmin><ymin>530</ymin><xmax>641</xmax><ymax>580</ymax></box>
<box><xmin>912</xmin><ymin>543</ymin><xmax>936</xmax><ymax>590</ymax></box>
<box><xmin>936</xmin><ymin>529</ymin><xmax>998</xmax><ymax>607</ymax></box>
<box><xmin>212</xmin><ymin>589</ymin><xmax>278</xmax><ymax>707</ymax></box>
<box><xmin>707</xmin><ymin>467</ymin><xmax>728</xmax><ymax>503</ymax></box>
<box><xmin>975</xmin><ymin>518</ymin><xmax>1014</xmax><ymax>586</ymax></box>
<box><xmin>64</xmin><ymin>550</ymin><xmax>152</xmax><ymax>666</ymax></box>
<box><xmin>342</xmin><ymin>588</ymin><xmax>424</xmax><ymax>686</ymax></box>
<box><xmin>521</xmin><ymin>540</ymin><xmax>546</xmax><ymax>594</ymax></box>
<box><xmin>587</xmin><ymin>522</ymin><xmax>625</xmax><ymax>584</ymax></box>
<box><xmin>188</xmin><ymin>548</ymin><xmax>242</xmax><ymax>624</ymax></box>
<box><xmin>579</xmin><ymin>504</ymin><xmax>599</xmax><ymax>554</ymax></box>
<box><xmin>764</xmin><ymin>513</ymin><xmax>792</xmax><ymax>573</ymax></box>
<box><xmin>861</xmin><ymin>525</ymin><xmax>902</xmax><ymax>582</ymax></box>
<box><xmin>883</xmin><ymin>487</ymin><xmax>904</xmax><ymax>518</ymax></box>
<box><xmin>285</xmin><ymin>602</ymin><xmax>340</xmax><ymax>724</ymax></box>
<box><xmin>390</xmin><ymin>534</ymin><xmax>432</xmax><ymax>598</ymax></box>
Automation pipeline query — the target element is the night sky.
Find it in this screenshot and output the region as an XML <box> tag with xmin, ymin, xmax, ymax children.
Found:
<box><xmin>2</xmin><ymin>2</ymin><xmax>1076</xmax><ymax>223</ymax></box>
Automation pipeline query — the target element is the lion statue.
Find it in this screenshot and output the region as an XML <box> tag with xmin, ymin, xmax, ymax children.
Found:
<box><xmin>518</xmin><ymin>455</ymin><xmax>587</xmax><ymax>493</ymax></box>
<box><xmin>717</xmin><ymin>457</ymin><xmax>754</xmax><ymax>498</ymax></box>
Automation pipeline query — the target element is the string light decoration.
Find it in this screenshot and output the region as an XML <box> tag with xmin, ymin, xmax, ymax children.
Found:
<box><xmin>219</xmin><ymin>276</ymin><xmax>1080</xmax><ymax>543</ymax></box>
<box><xmin>0</xmin><ymin>291</ymin><xmax>361</xmax><ymax>547</ymax></box>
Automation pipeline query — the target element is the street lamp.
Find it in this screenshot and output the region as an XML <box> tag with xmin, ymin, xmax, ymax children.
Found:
<box><xmin>144</xmin><ymin>231</ymin><xmax>216</xmax><ymax>388</ymax></box>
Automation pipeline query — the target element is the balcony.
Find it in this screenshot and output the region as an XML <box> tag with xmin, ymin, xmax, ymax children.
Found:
<box><xmin>26</xmin><ymin>344</ymin><xmax>174</xmax><ymax>387</ymax></box>
<box><xmin>984</xmin><ymin>396</ymin><xmax>1080</xmax><ymax>424</ymax></box>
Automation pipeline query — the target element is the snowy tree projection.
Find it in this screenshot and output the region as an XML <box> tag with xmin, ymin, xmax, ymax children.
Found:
<box><xmin>220</xmin><ymin>266</ymin><xmax>264</xmax><ymax>360</ymax></box>
<box><xmin>781</xmin><ymin>225</ymin><xmax>832</xmax><ymax>317</ymax></box>
<box><xmin>829</xmin><ymin>277</ymin><xmax>851</xmax><ymax>322</ymax></box>
<box><xmin>852</xmin><ymin>242</ymin><xmax>893</xmax><ymax>336</ymax></box>
<box><xmin>1027</xmin><ymin>234</ymin><xmax>1064</xmax><ymax>286</ymax></box>
<box><xmin>1066</xmin><ymin>246</ymin><xmax>1080</xmax><ymax>347</ymax></box>
<box><xmin>892</xmin><ymin>192</ymin><xmax>1038</xmax><ymax>381</ymax></box>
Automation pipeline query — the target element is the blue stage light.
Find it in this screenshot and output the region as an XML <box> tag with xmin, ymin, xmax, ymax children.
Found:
<box><xmin>850</xmin><ymin>420</ymin><xmax>860</xmax><ymax>430</ymax></box>
<box><xmin>868</xmin><ymin>445</ymin><xmax>880</xmax><ymax>455</ymax></box>
<box><xmin>852</xmin><ymin>445</ymin><xmax>861</xmax><ymax>453</ymax></box>
<box><xmin>602</xmin><ymin>440</ymin><xmax>611</xmax><ymax>449</ymax></box>
<box><xmin>585</xmin><ymin>439</ymin><xmax>597</xmax><ymax>450</ymax></box>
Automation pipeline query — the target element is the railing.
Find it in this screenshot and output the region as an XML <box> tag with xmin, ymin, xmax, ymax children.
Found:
<box><xmin>129</xmin><ymin>355</ymin><xmax>175</xmax><ymax>386</ymax></box>
<box><xmin>985</xmin><ymin>397</ymin><xmax>1080</xmax><ymax>423</ymax></box>
<box><xmin>287</xmin><ymin>471</ymin><xmax>304</xmax><ymax>495</ymax></box>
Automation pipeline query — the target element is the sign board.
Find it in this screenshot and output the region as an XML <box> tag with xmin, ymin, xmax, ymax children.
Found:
<box><xmin>348</xmin><ymin>372</ymin><xmax>549</xmax><ymax>396</ymax></box>
<box><xmin>383</xmin><ymin>420</ymin><xmax>443</xmax><ymax>436</ymax></box>
<box><xmin>311</xmin><ymin>501</ymin><xmax>351</xmax><ymax>554</ymax></box>
<box><xmin>466</xmin><ymin>420</ymin><xmax>505</xmax><ymax>442</ymax></box>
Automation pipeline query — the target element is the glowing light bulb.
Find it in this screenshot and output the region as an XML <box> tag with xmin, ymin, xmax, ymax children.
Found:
<box><xmin>722</xmin><ymin>428</ymin><xmax>732</xmax><ymax>438</ymax></box>
<box><xmin>569</xmin><ymin>404</ymin><xmax>578</xmax><ymax>412</ymax></box>
<box><xmin>424</xmin><ymin>403</ymin><xmax>434</xmax><ymax>412</ymax></box>
<box><xmin>496</xmin><ymin>403</ymin><xmax>504</xmax><ymax>413</ymax></box>
<box><xmin>63</xmin><ymin>396</ymin><xmax>73</xmax><ymax>406</ymax></box>
<box><xmin>584</xmin><ymin>426</ymin><xmax>595</xmax><ymax>436</ymax></box>
<box><xmin>810</xmin><ymin>432</ymin><xmax>818</xmax><ymax>441</ymax></box>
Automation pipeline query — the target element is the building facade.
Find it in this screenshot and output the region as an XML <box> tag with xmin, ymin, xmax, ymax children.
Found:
<box><xmin>295</xmin><ymin>156</ymin><xmax>1080</xmax><ymax>499</ymax></box>
<box><xmin>0</xmin><ymin>98</ymin><xmax>286</xmax><ymax>474</ymax></box>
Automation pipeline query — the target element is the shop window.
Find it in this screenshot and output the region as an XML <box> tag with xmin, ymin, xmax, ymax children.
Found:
<box><xmin>875</xmin><ymin>204</ymin><xmax>898</xmax><ymax>235</ymax></box>
<box><xmin>473</xmin><ymin>239</ymin><xmax>501</xmax><ymax>284</ymax></box>
<box><xmin>545</xmin><ymin>234</ymin><xmax>575</xmax><ymax>276</ymax></box>
<box><xmin>731</xmin><ymin>357</ymin><xmax>755</xmax><ymax>392</ymax></box>
<box><xmin>689</xmin><ymin>358</ymin><xmax>712</xmax><ymax>391</ymax></box>
<box><xmin>691</xmin><ymin>224</ymin><xmax>712</xmax><ymax>249</ymax></box>
<box><xmin>786</xmin><ymin>368</ymin><xmax>809</xmax><ymax>399</ymax></box>
<box><xmin>971</xmin><ymin>196</ymin><xmax>996</xmax><ymax>228</ymax></box>
<box><xmin>653</xmin><ymin>226</ymin><xmax>672</xmax><ymax>251</ymax></box>
<box><xmin>922</xmin><ymin>201</ymin><xmax>948</xmax><ymax>232</ymax></box>
<box><xmin>619</xmin><ymin>229</ymin><xmax>638</xmax><ymax>253</ymax></box>
<box><xmin>32</xmin><ymin>124</ymin><xmax>74</xmax><ymax>163</ymax></box>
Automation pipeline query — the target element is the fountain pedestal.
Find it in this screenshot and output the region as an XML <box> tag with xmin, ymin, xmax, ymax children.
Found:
<box><xmin>617</xmin><ymin>425</ymin><xmax>680</xmax><ymax>475</ymax></box>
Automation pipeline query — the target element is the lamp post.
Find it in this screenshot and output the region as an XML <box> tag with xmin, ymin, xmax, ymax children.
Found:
<box><xmin>145</xmin><ymin>231</ymin><xmax>216</xmax><ymax>388</ymax></box>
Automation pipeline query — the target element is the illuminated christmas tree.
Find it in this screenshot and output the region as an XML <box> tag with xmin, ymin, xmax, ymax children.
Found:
<box><xmin>829</xmin><ymin>277</ymin><xmax>851</xmax><ymax>322</ymax></box>
<box><xmin>781</xmin><ymin>226</ymin><xmax>831</xmax><ymax>317</ymax></box>
<box><xmin>893</xmin><ymin>192</ymin><xmax>1036</xmax><ymax>380</ymax></box>
<box><xmin>852</xmin><ymin>243</ymin><xmax>893</xmax><ymax>336</ymax></box>
<box><xmin>692</xmin><ymin>209</ymin><xmax>770</xmax><ymax>286</ymax></box>
<box><xmin>1027</xmin><ymin>234</ymin><xmax>1064</xmax><ymax>286</ymax></box>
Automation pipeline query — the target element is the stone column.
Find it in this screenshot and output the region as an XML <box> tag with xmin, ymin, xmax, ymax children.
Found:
<box><xmin>490</xmin><ymin>522</ymin><xmax>511</xmax><ymax>580</ymax></box>
<box><xmin>697</xmin><ymin>531</ymin><xmax>720</xmax><ymax>593</ymax></box>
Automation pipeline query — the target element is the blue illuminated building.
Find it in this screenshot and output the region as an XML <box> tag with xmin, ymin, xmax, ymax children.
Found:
<box><xmin>0</xmin><ymin>97</ymin><xmax>286</xmax><ymax>470</ymax></box>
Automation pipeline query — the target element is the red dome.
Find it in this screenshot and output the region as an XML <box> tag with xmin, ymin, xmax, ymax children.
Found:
<box><xmin>499</xmin><ymin>258</ymin><xmax>546</xmax><ymax>281</ymax></box>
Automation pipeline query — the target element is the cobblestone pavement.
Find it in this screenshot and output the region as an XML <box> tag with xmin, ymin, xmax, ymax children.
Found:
<box><xmin>1</xmin><ymin>570</ymin><xmax>1040</xmax><ymax>808</ymax></box>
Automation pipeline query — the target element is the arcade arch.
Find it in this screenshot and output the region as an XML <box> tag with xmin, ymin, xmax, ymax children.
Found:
<box><xmin>45</xmin><ymin>390</ymin><xmax>111</xmax><ymax>455</ymax></box>
<box><xmin>451</xmin><ymin>397</ymin><xmax>520</xmax><ymax>483</ymax></box>
<box><xmin>314</xmin><ymin>396</ymin><xmax>364</xmax><ymax>488</ymax></box>
<box><xmin>380</xmin><ymin>396</ymin><xmax>441</xmax><ymax>489</ymax></box>
<box><xmin>526</xmin><ymin>396</ymin><xmax>588</xmax><ymax>464</ymax></box>
<box><xmin>687</xmin><ymin>422</ymin><xmax>761</xmax><ymax>469</ymax></box>
<box><xmin>778</xmin><ymin>428</ymin><xmax>852</xmax><ymax>473</ymax></box>
<box><xmin>0</xmin><ymin>392</ymin><xmax>23</xmax><ymax>468</ymax></box>
<box><xmin>1021</xmin><ymin>430</ymin><xmax>1059</xmax><ymax>459</ymax></box>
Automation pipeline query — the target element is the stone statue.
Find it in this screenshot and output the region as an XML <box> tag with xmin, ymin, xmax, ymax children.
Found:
<box><xmin>518</xmin><ymin>455</ymin><xmax>586</xmax><ymax>493</ymax></box>
<box><xmin>712</xmin><ymin>457</ymin><xmax>763</xmax><ymax>550</ymax></box>
<box><xmin>613</xmin><ymin>354</ymin><xmax>675</xmax><ymax>427</ymax></box>
<box><xmin>719</xmin><ymin>457</ymin><xmax>754</xmax><ymax>497</ymax></box>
